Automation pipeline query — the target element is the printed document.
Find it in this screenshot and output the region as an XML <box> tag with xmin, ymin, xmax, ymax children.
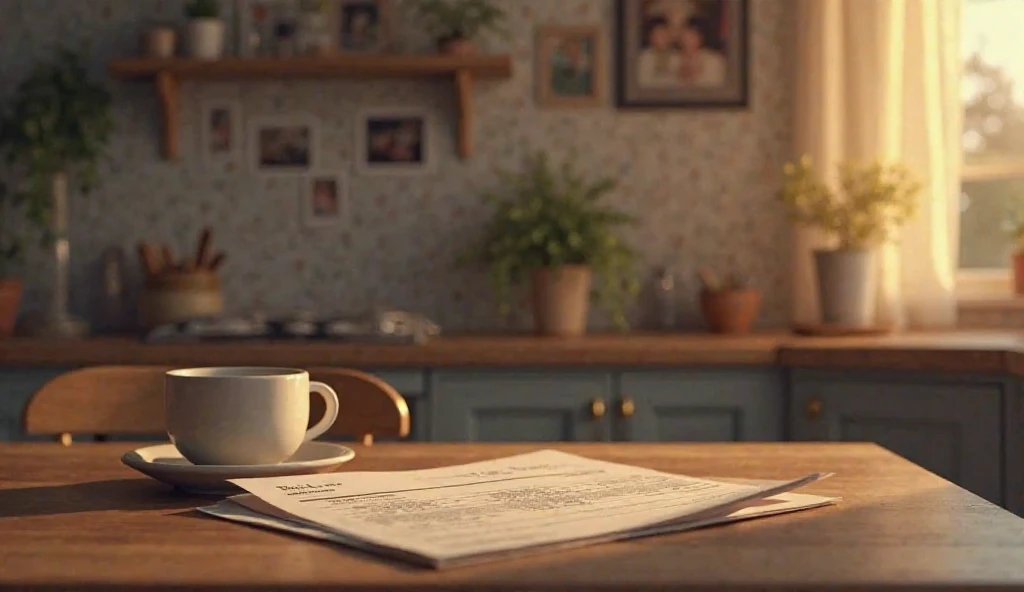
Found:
<box><xmin>198</xmin><ymin>449</ymin><xmax>836</xmax><ymax>568</ymax></box>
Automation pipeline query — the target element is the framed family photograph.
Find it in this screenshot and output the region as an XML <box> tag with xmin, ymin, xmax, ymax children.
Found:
<box><xmin>198</xmin><ymin>98</ymin><xmax>242</xmax><ymax>166</ymax></box>
<box><xmin>331</xmin><ymin>0</ymin><xmax>395</xmax><ymax>53</ymax></box>
<box><xmin>355</xmin><ymin>108</ymin><xmax>435</xmax><ymax>175</ymax></box>
<box><xmin>615</xmin><ymin>0</ymin><xmax>749</xmax><ymax>108</ymax></box>
<box><xmin>536</xmin><ymin>26</ymin><xmax>605</xmax><ymax>108</ymax></box>
<box><xmin>301</xmin><ymin>173</ymin><xmax>348</xmax><ymax>228</ymax></box>
<box><xmin>249</xmin><ymin>115</ymin><xmax>318</xmax><ymax>174</ymax></box>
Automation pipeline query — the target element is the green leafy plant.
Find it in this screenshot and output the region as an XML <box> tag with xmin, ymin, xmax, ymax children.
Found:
<box><xmin>778</xmin><ymin>156</ymin><xmax>922</xmax><ymax>249</ymax></box>
<box><xmin>1003</xmin><ymin>197</ymin><xmax>1024</xmax><ymax>255</ymax></box>
<box><xmin>457</xmin><ymin>150</ymin><xmax>639</xmax><ymax>329</ymax></box>
<box><xmin>0</xmin><ymin>47</ymin><xmax>113</xmax><ymax>277</ymax></box>
<box><xmin>185</xmin><ymin>0</ymin><xmax>220</xmax><ymax>19</ymax></box>
<box><xmin>407</xmin><ymin>0</ymin><xmax>508</xmax><ymax>44</ymax></box>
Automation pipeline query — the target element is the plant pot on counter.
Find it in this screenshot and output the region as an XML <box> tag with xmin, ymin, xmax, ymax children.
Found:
<box><xmin>1014</xmin><ymin>252</ymin><xmax>1024</xmax><ymax>296</ymax></box>
<box><xmin>437</xmin><ymin>36</ymin><xmax>477</xmax><ymax>55</ymax></box>
<box><xmin>185</xmin><ymin>18</ymin><xmax>225</xmax><ymax>59</ymax></box>
<box><xmin>814</xmin><ymin>248</ymin><xmax>877</xmax><ymax>326</ymax></box>
<box><xmin>530</xmin><ymin>265</ymin><xmax>592</xmax><ymax>337</ymax></box>
<box><xmin>0</xmin><ymin>278</ymin><xmax>23</xmax><ymax>338</ymax></box>
<box><xmin>700</xmin><ymin>288</ymin><xmax>761</xmax><ymax>335</ymax></box>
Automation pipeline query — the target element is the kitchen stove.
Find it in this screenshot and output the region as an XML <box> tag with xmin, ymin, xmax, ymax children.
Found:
<box><xmin>144</xmin><ymin>309</ymin><xmax>440</xmax><ymax>344</ymax></box>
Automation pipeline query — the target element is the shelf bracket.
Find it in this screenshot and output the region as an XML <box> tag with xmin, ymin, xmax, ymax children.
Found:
<box><xmin>454</xmin><ymin>68</ymin><xmax>473</xmax><ymax>160</ymax></box>
<box><xmin>154</xmin><ymin>71</ymin><xmax>180</xmax><ymax>161</ymax></box>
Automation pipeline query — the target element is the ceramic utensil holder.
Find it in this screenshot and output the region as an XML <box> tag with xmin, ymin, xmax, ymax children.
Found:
<box><xmin>139</xmin><ymin>270</ymin><xmax>224</xmax><ymax>329</ymax></box>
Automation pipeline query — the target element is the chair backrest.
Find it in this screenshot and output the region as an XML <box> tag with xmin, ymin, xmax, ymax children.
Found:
<box><xmin>23</xmin><ymin>365</ymin><xmax>410</xmax><ymax>446</ymax></box>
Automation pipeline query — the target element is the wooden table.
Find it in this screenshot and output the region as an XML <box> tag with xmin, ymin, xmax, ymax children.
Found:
<box><xmin>3</xmin><ymin>442</ymin><xmax>1024</xmax><ymax>591</ymax></box>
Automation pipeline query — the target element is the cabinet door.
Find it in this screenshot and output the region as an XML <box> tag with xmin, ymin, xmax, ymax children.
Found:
<box><xmin>0</xmin><ymin>368</ymin><xmax>71</xmax><ymax>441</ymax></box>
<box><xmin>367</xmin><ymin>370</ymin><xmax>428</xmax><ymax>441</ymax></box>
<box><xmin>790</xmin><ymin>370</ymin><xmax>1003</xmax><ymax>505</ymax></box>
<box><xmin>618</xmin><ymin>369</ymin><xmax>783</xmax><ymax>442</ymax></box>
<box><xmin>430</xmin><ymin>371</ymin><xmax>613</xmax><ymax>442</ymax></box>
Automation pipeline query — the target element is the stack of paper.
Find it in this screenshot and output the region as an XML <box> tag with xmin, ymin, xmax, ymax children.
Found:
<box><xmin>199</xmin><ymin>449</ymin><xmax>836</xmax><ymax>569</ymax></box>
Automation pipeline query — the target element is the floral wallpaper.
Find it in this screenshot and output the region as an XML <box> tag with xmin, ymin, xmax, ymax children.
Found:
<box><xmin>0</xmin><ymin>0</ymin><xmax>796</xmax><ymax>333</ymax></box>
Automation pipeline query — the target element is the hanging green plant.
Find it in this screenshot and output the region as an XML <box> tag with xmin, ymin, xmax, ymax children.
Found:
<box><xmin>457</xmin><ymin>150</ymin><xmax>639</xmax><ymax>330</ymax></box>
<box><xmin>0</xmin><ymin>46</ymin><xmax>114</xmax><ymax>276</ymax></box>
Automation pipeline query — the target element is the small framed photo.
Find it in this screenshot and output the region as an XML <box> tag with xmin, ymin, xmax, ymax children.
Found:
<box><xmin>615</xmin><ymin>0</ymin><xmax>750</xmax><ymax>109</ymax></box>
<box><xmin>332</xmin><ymin>0</ymin><xmax>395</xmax><ymax>53</ymax></box>
<box><xmin>301</xmin><ymin>173</ymin><xmax>348</xmax><ymax>228</ymax></box>
<box><xmin>236</xmin><ymin>0</ymin><xmax>285</xmax><ymax>58</ymax></box>
<box><xmin>536</xmin><ymin>26</ymin><xmax>606</xmax><ymax>108</ymax></box>
<box><xmin>198</xmin><ymin>99</ymin><xmax>242</xmax><ymax>165</ymax></box>
<box><xmin>355</xmin><ymin>108</ymin><xmax>434</xmax><ymax>175</ymax></box>
<box><xmin>249</xmin><ymin>115</ymin><xmax>318</xmax><ymax>174</ymax></box>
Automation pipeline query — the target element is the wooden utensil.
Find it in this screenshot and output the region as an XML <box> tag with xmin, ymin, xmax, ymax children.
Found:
<box><xmin>136</xmin><ymin>242</ymin><xmax>163</xmax><ymax>277</ymax></box>
<box><xmin>160</xmin><ymin>245</ymin><xmax>177</xmax><ymax>272</ymax></box>
<box><xmin>195</xmin><ymin>227</ymin><xmax>213</xmax><ymax>269</ymax></box>
<box><xmin>207</xmin><ymin>253</ymin><xmax>226</xmax><ymax>271</ymax></box>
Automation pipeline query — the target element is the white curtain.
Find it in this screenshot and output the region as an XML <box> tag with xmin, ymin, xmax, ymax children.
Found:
<box><xmin>790</xmin><ymin>0</ymin><xmax>962</xmax><ymax>329</ymax></box>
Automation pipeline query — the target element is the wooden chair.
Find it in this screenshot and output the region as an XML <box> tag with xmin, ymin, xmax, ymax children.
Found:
<box><xmin>22</xmin><ymin>365</ymin><xmax>410</xmax><ymax>447</ymax></box>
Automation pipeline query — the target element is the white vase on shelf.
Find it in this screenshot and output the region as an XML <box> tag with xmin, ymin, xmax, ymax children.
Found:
<box><xmin>186</xmin><ymin>18</ymin><xmax>225</xmax><ymax>60</ymax></box>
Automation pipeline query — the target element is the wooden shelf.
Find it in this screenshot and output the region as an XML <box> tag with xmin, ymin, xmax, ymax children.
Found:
<box><xmin>107</xmin><ymin>55</ymin><xmax>514</xmax><ymax>160</ymax></box>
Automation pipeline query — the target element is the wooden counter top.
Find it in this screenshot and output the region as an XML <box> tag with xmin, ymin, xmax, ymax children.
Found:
<box><xmin>2</xmin><ymin>330</ymin><xmax>1024</xmax><ymax>374</ymax></box>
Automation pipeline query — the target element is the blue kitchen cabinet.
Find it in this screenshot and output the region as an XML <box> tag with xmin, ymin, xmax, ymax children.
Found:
<box><xmin>0</xmin><ymin>367</ymin><xmax>71</xmax><ymax>441</ymax></box>
<box><xmin>1004</xmin><ymin>379</ymin><xmax>1024</xmax><ymax>516</ymax></box>
<box><xmin>429</xmin><ymin>371</ymin><xmax>614</xmax><ymax>442</ymax></box>
<box><xmin>365</xmin><ymin>369</ymin><xmax>429</xmax><ymax>442</ymax></box>
<box><xmin>788</xmin><ymin>369</ymin><xmax>1004</xmax><ymax>506</ymax></box>
<box><xmin>617</xmin><ymin>369</ymin><xmax>784</xmax><ymax>442</ymax></box>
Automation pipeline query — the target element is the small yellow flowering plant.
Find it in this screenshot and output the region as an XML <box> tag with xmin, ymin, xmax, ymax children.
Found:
<box><xmin>779</xmin><ymin>156</ymin><xmax>923</xmax><ymax>249</ymax></box>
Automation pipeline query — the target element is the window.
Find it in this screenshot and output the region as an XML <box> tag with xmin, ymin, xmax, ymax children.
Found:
<box><xmin>958</xmin><ymin>0</ymin><xmax>1024</xmax><ymax>298</ymax></box>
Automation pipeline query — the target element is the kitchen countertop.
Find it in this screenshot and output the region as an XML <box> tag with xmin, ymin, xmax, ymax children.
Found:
<box><xmin>0</xmin><ymin>330</ymin><xmax>1023</xmax><ymax>374</ymax></box>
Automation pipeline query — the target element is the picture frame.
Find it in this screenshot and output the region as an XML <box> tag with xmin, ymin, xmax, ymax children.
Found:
<box><xmin>248</xmin><ymin>115</ymin><xmax>319</xmax><ymax>174</ymax></box>
<box><xmin>198</xmin><ymin>98</ymin><xmax>243</xmax><ymax>167</ymax></box>
<box><xmin>329</xmin><ymin>0</ymin><xmax>396</xmax><ymax>53</ymax></box>
<box><xmin>301</xmin><ymin>173</ymin><xmax>348</xmax><ymax>228</ymax></box>
<box><xmin>354</xmin><ymin>108</ymin><xmax>435</xmax><ymax>176</ymax></box>
<box><xmin>615</xmin><ymin>0</ymin><xmax>750</xmax><ymax>109</ymax></box>
<box><xmin>236</xmin><ymin>0</ymin><xmax>286</xmax><ymax>58</ymax></box>
<box><xmin>536</xmin><ymin>26</ymin><xmax>606</xmax><ymax>108</ymax></box>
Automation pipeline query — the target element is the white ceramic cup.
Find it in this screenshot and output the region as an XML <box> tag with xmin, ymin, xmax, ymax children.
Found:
<box><xmin>165</xmin><ymin>367</ymin><xmax>339</xmax><ymax>466</ymax></box>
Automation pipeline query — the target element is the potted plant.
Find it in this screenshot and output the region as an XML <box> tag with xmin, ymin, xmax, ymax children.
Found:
<box><xmin>185</xmin><ymin>0</ymin><xmax>225</xmax><ymax>60</ymax></box>
<box><xmin>407</xmin><ymin>0</ymin><xmax>508</xmax><ymax>55</ymax></box>
<box><xmin>457</xmin><ymin>150</ymin><xmax>638</xmax><ymax>337</ymax></box>
<box><xmin>779</xmin><ymin>156</ymin><xmax>921</xmax><ymax>327</ymax></box>
<box><xmin>1004</xmin><ymin>210</ymin><xmax>1024</xmax><ymax>295</ymax></box>
<box><xmin>0</xmin><ymin>47</ymin><xmax>113</xmax><ymax>338</ymax></box>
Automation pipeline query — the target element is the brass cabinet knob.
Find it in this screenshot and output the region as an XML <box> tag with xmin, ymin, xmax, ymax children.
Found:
<box><xmin>620</xmin><ymin>396</ymin><xmax>636</xmax><ymax>418</ymax></box>
<box><xmin>806</xmin><ymin>397</ymin><xmax>824</xmax><ymax>420</ymax></box>
<box><xmin>590</xmin><ymin>398</ymin><xmax>607</xmax><ymax>419</ymax></box>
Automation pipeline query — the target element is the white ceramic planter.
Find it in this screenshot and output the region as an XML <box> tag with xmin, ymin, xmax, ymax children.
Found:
<box><xmin>186</xmin><ymin>19</ymin><xmax>225</xmax><ymax>60</ymax></box>
<box><xmin>814</xmin><ymin>248</ymin><xmax>877</xmax><ymax>326</ymax></box>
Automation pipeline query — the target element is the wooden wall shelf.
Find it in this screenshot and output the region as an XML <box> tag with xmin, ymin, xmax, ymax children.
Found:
<box><xmin>107</xmin><ymin>55</ymin><xmax>514</xmax><ymax>160</ymax></box>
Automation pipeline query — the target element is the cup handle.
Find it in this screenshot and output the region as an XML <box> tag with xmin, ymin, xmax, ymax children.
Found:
<box><xmin>306</xmin><ymin>381</ymin><xmax>340</xmax><ymax>442</ymax></box>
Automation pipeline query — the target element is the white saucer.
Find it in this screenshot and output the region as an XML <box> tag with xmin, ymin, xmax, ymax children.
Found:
<box><xmin>121</xmin><ymin>442</ymin><xmax>356</xmax><ymax>495</ymax></box>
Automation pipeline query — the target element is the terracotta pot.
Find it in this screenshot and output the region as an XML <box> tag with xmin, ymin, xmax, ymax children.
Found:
<box><xmin>438</xmin><ymin>37</ymin><xmax>477</xmax><ymax>56</ymax></box>
<box><xmin>1014</xmin><ymin>253</ymin><xmax>1024</xmax><ymax>296</ymax></box>
<box><xmin>700</xmin><ymin>288</ymin><xmax>762</xmax><ymax>335</ymax></box>
<box><xmin>0</xmin><ymin>278</ymin><xmax>23</xmax><ymax>338</ymax></box>
<box><xmin>530</xmin><ymin>266</ymin><xmax>592</xmax><ymax>337</ymax></box>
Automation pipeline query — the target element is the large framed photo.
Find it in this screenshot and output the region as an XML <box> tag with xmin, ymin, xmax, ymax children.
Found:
<box><xmin>301</xmin><ymin>173</ymin><xmax>348</xmax><ymax>229</ymax></box>
<box><xmin>615</xmin><ymin>0</ymin><xmax>749</xmax><ymax>108</ymax></box>
<box><xmin>249</xmin><ymin>115</ymin><xmax>318</xmax><ymax>174</ymax></box>
<box><xmin>355</xmin><ymin>108</ymin><xmax>435</xmax><ymax>175</ymax></box>
<box><xmin>536</xmin><ymin>26</ymin><xmax>605</xmax><ymax>108</ymax></box>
